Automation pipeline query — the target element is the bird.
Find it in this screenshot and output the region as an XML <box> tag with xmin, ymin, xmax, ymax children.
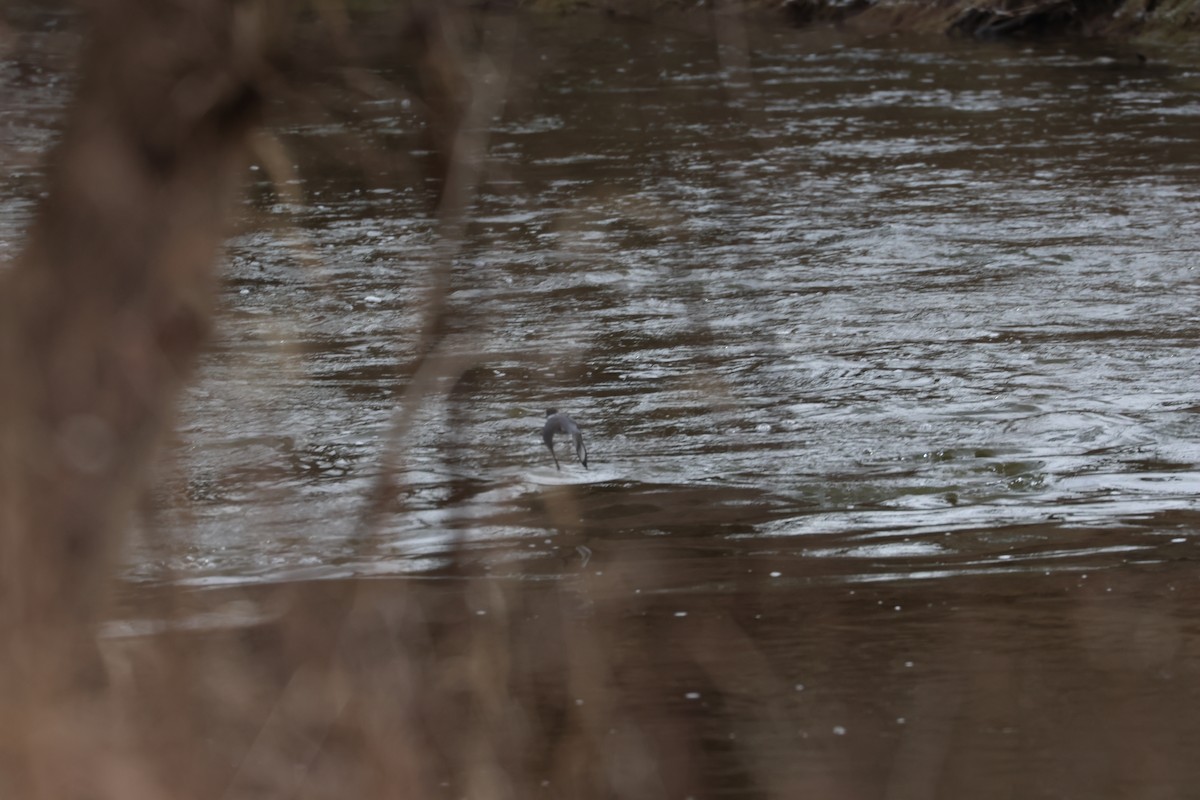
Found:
<box><xmin>542</xmin><ymin>409</ymin><xmax>587</xmax><ymax>470</ymax></box>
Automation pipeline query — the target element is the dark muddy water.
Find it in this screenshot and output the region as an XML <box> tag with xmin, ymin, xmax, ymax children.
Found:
<box><xmin>6</xmin><ymin>13</ymin><xmax>1200</xmax><ymax>797</ymax></box>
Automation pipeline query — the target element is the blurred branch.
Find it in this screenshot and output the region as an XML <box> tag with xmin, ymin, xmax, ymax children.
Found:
<box><xmin>357</xmin><ymin>7</ymin><xmax>519</xmax><ymax>537</ymax></box>
<box><xmin>0</xmin><ymin>0</ymin><xmax>273</xmax><ymax>711</ymax></box>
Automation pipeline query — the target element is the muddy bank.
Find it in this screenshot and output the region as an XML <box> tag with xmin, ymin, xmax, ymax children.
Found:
<box><xmin>580</xmin><ymin>0</ymin><xmax>1200</xmax><ymax>44</ymax></box>
<box><xmin>779</xmin><ymin>0</ymin><xmax>1198</xmax><ymax>42</ymax></box>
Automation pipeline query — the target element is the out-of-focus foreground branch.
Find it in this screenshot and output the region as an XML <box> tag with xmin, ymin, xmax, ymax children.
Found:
<box><xmin>0</xmin><ymin>4</ymin><xmax>706</xmax><ymax>798</ymax></box>
<box><xmin>0</xmin><ymin>0</ymin><xmax>271</xmax><ymax>764</ymax></box>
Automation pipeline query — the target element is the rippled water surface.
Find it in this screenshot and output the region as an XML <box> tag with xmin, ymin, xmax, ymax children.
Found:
<box><xmin>5</xmin><ymin>14</ymin><xmax>1200</xmax><ymax>796</ymax></box>
<box><xmin>106</xmin><ymin>20</ymin><xmax>1199</xmax><ymax>585</ymax></box>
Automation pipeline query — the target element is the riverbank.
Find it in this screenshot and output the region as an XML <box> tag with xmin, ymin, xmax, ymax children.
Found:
<box><xmin>546</xmin><ymin>0</ymin><xmax>1200</xmax><ymax>44</ymax></box>
<box><xmin>781</xmin><ymin>0</ymin><xmax>1200</xmax><ymax>42</ymax></box>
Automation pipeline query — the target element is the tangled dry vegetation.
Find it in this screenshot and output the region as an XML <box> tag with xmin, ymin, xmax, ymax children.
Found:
<box><xmin>1</xmin><ymin>1</ymin><xmax>1197</xmax><ymax>798</ymax></box>
<box><xmin>0</xmin><ymin>2</ymin><xmax>723</xmax><ymax>797</ymax></box>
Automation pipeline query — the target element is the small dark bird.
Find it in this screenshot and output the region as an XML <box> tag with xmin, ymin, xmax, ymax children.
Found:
<box><xmin>542</xmin><ymin>408</ymin><xmax>587</xmax><ymax>470</ymax></box>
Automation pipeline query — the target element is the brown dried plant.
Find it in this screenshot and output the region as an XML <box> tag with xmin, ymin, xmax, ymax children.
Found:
<box><xmin>0</xmin><ymin>2</ymin><xmax>699</xmax><ymax>798</ymax></box>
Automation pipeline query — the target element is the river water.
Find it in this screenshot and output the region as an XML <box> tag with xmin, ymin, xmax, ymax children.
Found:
<box><xmin>5</xmin><ymin>12</ymin><xmax>1200</xmax><ymax>798</ymax></box>
<box><xmin>136</xmin><ymin>20</ymin><xmax>1200</xmax><ymax>584</ymax></box>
